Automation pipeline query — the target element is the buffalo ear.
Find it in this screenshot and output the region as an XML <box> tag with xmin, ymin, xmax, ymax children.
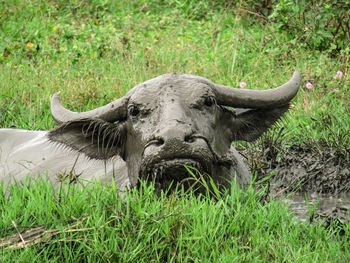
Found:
<box><xmin>48</xmin><ymin>118</ymin><xmax>127</xmax><ymax>160</ymax></box>
<box><xmin>231</xmin><ymin>104</ymin><xmax>290</xmax><ymax>142</ymax></box>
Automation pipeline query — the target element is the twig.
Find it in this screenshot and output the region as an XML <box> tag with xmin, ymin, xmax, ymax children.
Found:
<box><xmin>237</xmin><ymin>8</ymin><xmax>267</xmax><ymax>20</ymax></box>
<box><xmin>11</xmin><ymin>220</ymin><xmax>25</xmax><ymax>246</ymax></box>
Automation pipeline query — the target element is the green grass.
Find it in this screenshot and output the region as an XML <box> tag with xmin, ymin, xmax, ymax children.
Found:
<box><xmin>1</xmin><ymin>179</ymin><xmax>349</xmax><ymax>262</ymax></box>
<box><xmin>1</xmin><ymin>0</ymin><xmax>350</xmax><ymax>261</ymax></box>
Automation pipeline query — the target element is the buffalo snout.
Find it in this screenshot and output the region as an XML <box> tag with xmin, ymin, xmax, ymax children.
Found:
<box><xmin>143</xmin><ymin>124</ymin><xmax>211</xmax><ymax>159</ymax></box>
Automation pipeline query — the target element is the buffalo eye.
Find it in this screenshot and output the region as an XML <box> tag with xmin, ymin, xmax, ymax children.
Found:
<box><xmin>204</xmin><ymin>96</ymin><xmax>216</xmax><ymax>107</ymax></box>
<box><xmin>128</xmin><ymin>105</ymin><xmax>140</xmax><ymax>117</ymax></box>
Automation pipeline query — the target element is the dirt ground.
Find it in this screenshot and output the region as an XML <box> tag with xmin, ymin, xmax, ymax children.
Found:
<box><xmin>242</xmin><ymin>136</ymin><xmax>350</xmax><ymax>223</ymax></box>
<box><xmin>243</xmin><ymin>138</ymin><xmax>350</xmax><ymax>194</ymax></box>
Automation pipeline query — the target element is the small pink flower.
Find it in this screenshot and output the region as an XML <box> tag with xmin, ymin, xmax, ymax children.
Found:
<box><xmin>334</xmin><ymin>70</ymin><xmax>344</xmax><ymax>79</ymax></box>
<box><xmin>305</xmin><ymin>82</ymin><xmax>314</xmax><ymax>90</ymax></box>
<box><xmin>239</xmin><ymin>81</ymin><xmax>247</xmax><ymax>88</ymax></box>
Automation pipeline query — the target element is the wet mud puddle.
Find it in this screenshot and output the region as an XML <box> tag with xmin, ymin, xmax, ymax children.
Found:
<box><xmin>244</xmin><ymin>141</ymin><xmax>350</xmax><ymax>223</ymax></box>
<box><xmin>282</xmin><ymin>193</ymin><xmax>350</xmax><ymax>223</ymax></box>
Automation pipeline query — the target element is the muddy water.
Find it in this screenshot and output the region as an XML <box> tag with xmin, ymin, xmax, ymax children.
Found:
<box><xmin>243</xmin><ymin>141</ymin><xmax>350</xmax><ymax>222</ymax></box>
<box><xmin>282</xmin><ymin>193</ymin><xmax>350</xmax><ymax>222</ymax></box>
<box><xmin>245</xmin><ymin>142</ymin><xmax>350</xmax><ymax>194</ymax></box>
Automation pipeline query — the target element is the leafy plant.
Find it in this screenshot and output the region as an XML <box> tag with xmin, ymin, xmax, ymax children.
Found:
<box><xmin>269</xmin><ymin>0</ymin><xmax>350</xmax><ymax>53</ymax></box>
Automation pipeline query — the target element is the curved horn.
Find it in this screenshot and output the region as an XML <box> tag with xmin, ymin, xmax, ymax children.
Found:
<box><xmin>51</xmin><ymin>93</ymin><xmax>129</xmax><ymax>124</ymax></box>
<box><xmin>214</xmin><ymin>71</ymin><xmax>301</xmax><ymax>108</ymax></box>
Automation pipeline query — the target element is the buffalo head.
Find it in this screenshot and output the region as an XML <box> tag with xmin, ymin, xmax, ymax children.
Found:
<box><xmin>49</xmin><ymin>72</ymin><xmax>301</xmax><ymax>190</ymax></box>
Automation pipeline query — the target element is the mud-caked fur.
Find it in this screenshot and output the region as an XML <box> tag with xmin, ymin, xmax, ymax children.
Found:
<box><xmin>49</xmin><ymin>73</ymin><xmax>296</xmax><ymax>190</ymax></box>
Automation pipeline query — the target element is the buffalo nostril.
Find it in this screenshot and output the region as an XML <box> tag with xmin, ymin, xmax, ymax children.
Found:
<box><xmin>152</xmin><ymin>138</ymin><xmax>164</xmax><ymax>146</ymax></box>
<box><xmin>156</xmin><ymin>138</ymin><xmax>165</xmax><ymax>146</ymax></box>
<box><xmin>185</xmin><ymin>135</ymin><xmax>195</xmax><ymax>143</ymax></box>
<box><xmin>145</xmin><ymin>138</ymin><xmax>164</xmax><ymax>149</ymax></box>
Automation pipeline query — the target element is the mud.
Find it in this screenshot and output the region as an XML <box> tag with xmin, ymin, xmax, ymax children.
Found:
<box><xmin>243</xmin><ymin>139</ymin><xmax>349</xmax><ymax>194</ymax></box>
<box><xmin>284</xmin><ymin>193</ymin><xmax>350</xmax><ymax>227</ymax></box>
<box><xmin>242</xmin><ymin>135</ymin><xmax>350</xmax><ymax>224</ymax></box>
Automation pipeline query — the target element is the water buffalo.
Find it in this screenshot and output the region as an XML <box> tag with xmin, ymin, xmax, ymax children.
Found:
<box><xmin>0</xmin><ymin>72</ymin><xmax>301</xmax><ymax>191</ymax></box>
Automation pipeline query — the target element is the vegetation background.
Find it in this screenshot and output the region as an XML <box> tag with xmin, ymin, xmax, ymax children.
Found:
<box><xmin>0</xmin><ymin>0</ymin><xmax>349</xmax><ymax>261</ymax></box>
